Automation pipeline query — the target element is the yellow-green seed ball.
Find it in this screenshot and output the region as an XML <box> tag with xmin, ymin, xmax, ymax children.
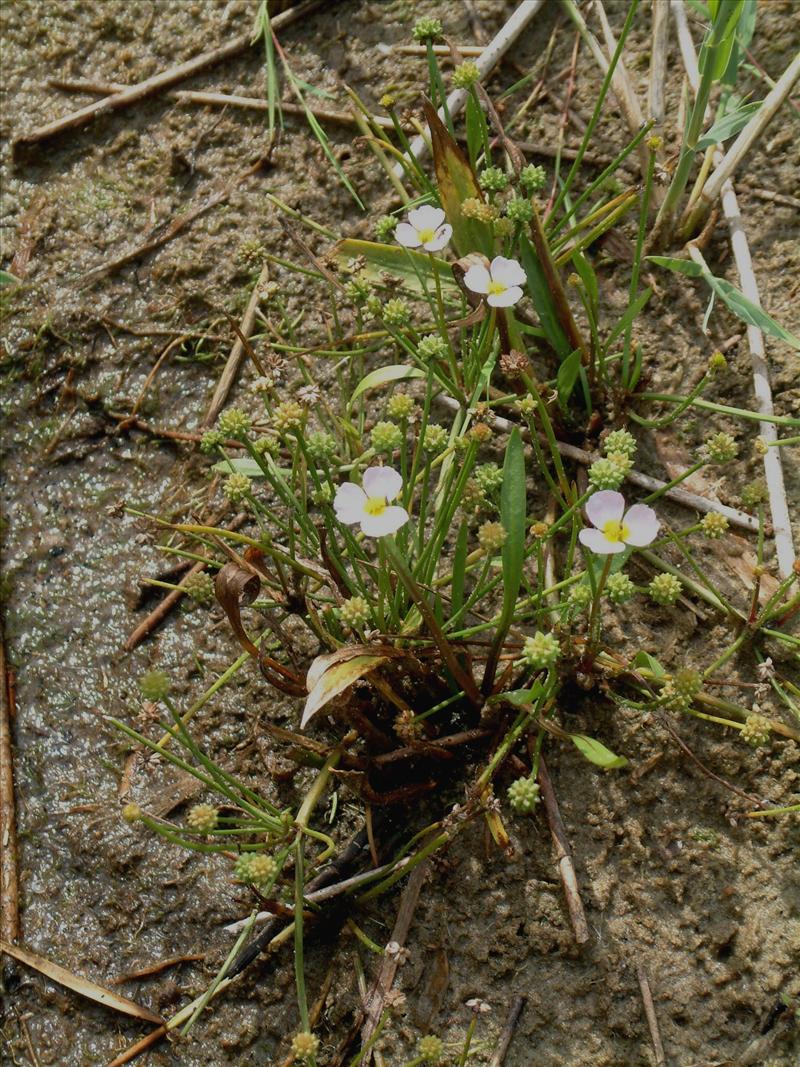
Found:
<box><xmin>186</xmin><ymin>803</ymin><xmax>218</xmax><ymax>833</ymax></box>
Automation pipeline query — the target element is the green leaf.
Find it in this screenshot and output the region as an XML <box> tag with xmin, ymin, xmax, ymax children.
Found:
<box><xmin>333</xmin><ymin>238</ymin><xmax>455</xmax><ymax>295</ymax></box>
<box><xmin>518</xmin><ymin>234</ymin><xmax>572</xmax><ymax>360</ymax></box>
<box><xmin>571</xmin><ymin>251</ymin><xmax>598</xmax><ymax>314</ymax></box>
<box><xmin>570</xmin><ymin>733</ymin><xmax>628</xmax><ymax>769</ymax></box>
<box><xmin>632</xmin><ymin>650</ymin><xmax>667</xmax><ymax>677</ymax></box>
<box><xmin>212</xmin><ymin>457</ymin><xmax>269</xmax><ymax>478</ymax></box>
<box><xmin>451</xmin><ymin>521</ymin><xmax>469</xmax><ymax>617</ymax></box>
<box><xmin>422</xmin><ymin>99</ymin><xmax>494</xmax><ymax>257</ymax></box>
<box><xmin>350</xmin><ymin>364</ymin><xmax>425</xmax><ymax>406</ymax></box>
<box><xmin>605</xmin><ymin>288</ymin><xmax>652</xmax><ymax>348</ymax></box>
<box><xmin>648</xmin><ymin>256</ymin><xmax>800</xmax><ymax>349</ymax></box>
<box><xmin>0</xmin><ymin>270</ymin><xmax>20</xmax><ymax>287</ymax></box>
<box><xmin>495</xmin><ymin>683</ymin><xmax>544</xmax><ymax>707</ymax></box>
<box><xmin>556</xmin><ymin>348</ymin><xmax>582</xmax><ymax>410</ymax></box>
<box><xmin>696</xmin><ymin>101</ymin><xmax>761</xmax><ymax>150</ymax></box>
<box><xmin>499</xmin><ymin>428</ymin><xmax>526</xmax><ymax>626</ymax></box>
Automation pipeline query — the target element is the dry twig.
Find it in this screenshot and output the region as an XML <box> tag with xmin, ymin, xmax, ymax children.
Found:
<box><xmin>487</xmin><ymin>995</ymin><xmax>527</xmax><ymax>1067</ymax></box>
<box><xmin>0</xmin><ymin>621</ymin><xmax>19</xmax><ymax>946</ymax></box>
<box><xmin>637</xmin><ymin>964</ymin><xmax>667</xmax><ymax>1067</ymax></box>
<box><xmin>537</xmin><ymin>756</ymin><xmax>590</xmax><ymax>945</ymax></box>
<box><xmin>203</xmin><ymin>263</ymin><xmax>271</xmax><ymax>428</ymax></box>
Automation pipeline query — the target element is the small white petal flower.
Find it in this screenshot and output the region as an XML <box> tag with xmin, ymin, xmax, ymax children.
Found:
<box><xmin>578</xmin><ymin>490</ymin><xmax>659</xmax><ymax>554</ymax></box>
<box><xmin>463</xmin><ymin>255</ymin><xmax>526</xmax><ymax>307</ymax></box>
<box><xmin>395</xmin><ymin>205</ymin><xmax>453</xmax><ymax>252</ymax></box>
<box><xmin>334</xmin><ymin>466</ymin><xmax>409</xmax><ymax>538</ymax></box>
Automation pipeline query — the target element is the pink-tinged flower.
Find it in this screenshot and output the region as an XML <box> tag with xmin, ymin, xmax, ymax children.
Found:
<box><xmin>334</xmin><ymin>467</ymin><xmax>409</xmax><ymax>537</ymax></box>
<box><xmin>395</xmin><ymin>206</ymin><xmax>453</xmax><ymax>252</ymax></box>
<box><xmin>579</xmin><ymin>490</ymin><xmax>659</xmax><ymax>554</ymax></box>
<box><xmin>463</xmin><ymin>256</ymin><xmax>526</xmax><ymax>307</ymax></box>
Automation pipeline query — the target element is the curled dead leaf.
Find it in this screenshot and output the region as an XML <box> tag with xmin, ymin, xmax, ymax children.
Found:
<box><xmin>302</xmin><ymin>645</ymin><xmax>408</xmax><ymax>729</ymax></box>
<box><xmin>215</xmin><ymin>561</ymin><xmax>261</xmax><ymax>657</ymax></box>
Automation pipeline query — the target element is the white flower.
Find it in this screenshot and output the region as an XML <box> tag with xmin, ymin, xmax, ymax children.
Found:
<box><xmin>334</xmin><ymin>466</ymin><xmax>409</xmax><ymax>537</ymax></box>
<box><xmin>463</xmin><ymin>255</ymin><xmax>526</xmax><ymax>307</ymax></box>
<box><xmin>578</xmin><ymin>490</ymin><xmax>659</xmax><ymax>555</ymax></box>
<box><xmin>395</xmin><ymin>206</ymin><xmax>452</xmax><ymax>252</ymax></box>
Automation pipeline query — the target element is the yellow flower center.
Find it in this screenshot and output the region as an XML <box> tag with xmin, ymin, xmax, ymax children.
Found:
<box><xmin>602</xmin><ymin>518</ymin><xmax>630</xmax><ymax>543</ymax></box>
<box><xmin>417</xmin><ymin>227</ymin><xmax>436</xmax><ymax>244</ymax></box>
<box><xmin>487</xmin><ymin>280</ymin><xmax>507</xmax><ymax>296</ymax></box>
<box><xmin>363</xmin><ymin>496</ymin><xmax>387</xmax><ymax>517</ymax></box>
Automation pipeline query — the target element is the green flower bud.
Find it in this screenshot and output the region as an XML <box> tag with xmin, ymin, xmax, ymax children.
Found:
<box><xmin>567</xmin><ymin>584</ymin><xmax>592</xmax><ymax>612</ymax></box>
<box><xmin>272</xmin><ymin>400</ymin><xmax>305</xmax><ymax>435</ymax></box>
<box><xmin>375</xmin><ymin>214</ymin><xmax>398</xmax><ymax>241</ymax></box>
<box><xmin>339</xmin><ymin>596</ymin><xmax>371</xmax><ymax>629</ymax></box>
<box><xmin>519</xmin><ymin>163</ymin><xmax>546</xmax><ymax>192</ymax></box>
<box><xmin>452</xmin><ymin>59</ymin><xmax>480</xmax><ymax>89</ymax></box>
<box><xmin>422</xmin><ymin>424</ymin><xmax>449</xmax><ymax>453</ymax></box>
<box><xmin>122</xmin><ymin>803</ymin><xmax>142</xmax><ymax>823</ymax></box>
<box><xmin>605</xmin><ymin>572</ymin><xmax>635</xmax><ymax>603</ymax></box>
<box><xmin>312</xmin><ymin>484</ymin><xmax>332</xmax><ymax>506</ymax></box>
<box><xmin>507</xmin><ymin>776</ymin><xmax>541</xmax><ymax>813</ymax></box>
<box><xmin>291</xmin><ymin>1032</ymin><xmax>320</xmax><ymax>1062</ymax></box>
<box><xmin>237</xmin><ymin>239</ymin><xmax>264</xmax><ymax>270</ymax></box>
<box><xmin>386</xmin><ymin>393</ymin><xmax>416</xmax><ymax>420</ymax></box>
<box><xmin>383</xmin><ymin>298</ymin><xmax>411</xmax><ymax>327</ymax></box>
<box><xmin>741</xmin><ymin>481</ymin><xmax>768</xmax><ymax>509</ymax></box>
<box><xmin>371</xmin><ymin>420</ymin><xmax>403</xmax><ymax>453</ymax></box>
<box><xmin>707</xmin><ymin>350</ymin><xmax>727</xmax><ymax>375</ymax></box>
<box><xmin>418</xmin><ymin>1035</ymin><xmax>444</xmax><ymax>1063</ymax></box>
<box><xmin>183</xmin><ymin>570</ymin><xmax>215</xmax><ymax>605</ymax></box>
<box><xmin>306</xmin><ymin>430</ymin><xmax>337</xmax><ymax>461</ymax></box>
<box><xmin>478</xmin><ymin>521</ymin><xmax>506</xmax><ymax>552</ymax></box>
<box><xmin>217</xmin><ymin>408</ymin><xmax>251</xmax><ymax>440</ymax></box>
<box><xmin>703</xmin><ymin>431</ymin><xmax>738</xmax><ymax>464</ymax></box>
<box><xmin>588</xmin><ymin>456</ymin><xmax>626</xmax><ymax>491</ymax></box>
<box><xmin>505</xmin><ymin>196</ymin><xmax>534</xmax><ymax>223</ymax></box>
<box><xmin>603</xmin><ymin>428</ymin><xmax>637</xmax><ymax>458</ymax></box>
<box><xmin>740</xmin><ymin>712</ymin><xmax>771</xmax><ymax>748</ymax></box>
<box><xmin>648</xmin><ymin>573</ymin><xmax>682</xmax><ymax>605</ymax></box>
<box><xmin>253</xmin><ymin>434</ymin><xmax>279</xmax><ymax>457</ymax></box>
<box><xmin>412</xmin><ymin>16</ymin><xmax>442</xmax><ymax>41</ymax></box>
<box><xmin>700</xmin><ymin>512</ymin><xmax>728</xmax><ymax>538</ymax></box>
<box><xmin>521</xmin><ymin>631</ymin><xmax>560</xmax><ymax>670</ymax></box>
<box><xmin>515</xmin><ymin>394</ymin><xmax>536</xmax><ymax>416</ymax></box>
<box><xmin>200</xmin><ymin>429</ymin><xmax>224</xmax><ymax>453</ymax></box>
<box><xmin>223</xmin><ymin>472</ymin><xmax>251</xmax><ymax>503</ymax></box>
<box><xmin>475</xmin><ymin>463</ymin><xmax>504</xmax><ymax>494</ymax></box>
<box><xmin>492</xmin><ymin>216</ymin><xmax>514</xmax><ymax>237</ymax></box>
<box><xmin>479</xmin><ymin>166</ymin><xmax>509</xmax><ymax>193</ymax></box>
<box><xmin>186</xmin><ymin>803</ymin><xmax>218</xmax><ymax>833</ymax></box>
<box><xmin>139</xmin><ymin>671</ymin><xmax>171</xmax><ymax>702</ymax></box>
<box><xmin>417</xmin><ymin>334</ymin><xmax>449</xmax><ymax>360</ymax></box>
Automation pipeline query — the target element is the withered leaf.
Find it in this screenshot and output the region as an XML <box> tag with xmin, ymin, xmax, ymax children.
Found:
<box><xmin>302</xmin><ymin>645</ymin><xmax>408</xmax><ymax>729</ymax></box>
<box><xmin>215</xmin><ymin>561</ymin><xmax>261</xmax><ymax>657</ymax></box>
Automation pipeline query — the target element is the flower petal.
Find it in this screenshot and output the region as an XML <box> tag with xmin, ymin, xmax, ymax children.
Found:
<box><xmin>487</xmin><ymin>285</ymin><xmax>523</xmax><ymax>307</ymax></box>
<box><xmin>334</xmin><ymin>483</ymin><xmax>367</xmax><ymax>524</ymax></box>
<box><xmin>585</xmin><ymin>490</ymin><xmax>625</xmax><ymax>529</ymax></box>
<box><xmin>408</xmin><ymin>205</ymin><xmax>445</xmax><ymax>231</ymax></box>
<box><xmin>362</xmin><ymin>466</ymin><xmax>403</xmax><ymax>501</ymax></box>
<box><xmin>395</xmin><ymin>222</ymin><xmax>421</xmax><ymax>248</ymax></box>
<box><xmin>579</xmin><ymin>527</ymin><xmax>627</xmax><ymax>554</ymax></box>
<box><xmin>490</xmin><ymin>256</ymin><xmax>526</xmax><ymax>288</ymax></box>
<box><xmin>622</xmin><ymin>504</ymin><xmax>660</xmax><ymax>546</ymax></box>
<box><xmin>422</xmin><ymin>224</ymin><xmax>452</xmax><ymax>252</ymax></box>
<box><xmin>360</xmin><ymin>505</ymin><xmax>409</xmax><ymax>538</ymax></box>
<box><xmin>463</xmin><ymin>264</ymin><xmax>491</xmax><ymax>294</ymax></box>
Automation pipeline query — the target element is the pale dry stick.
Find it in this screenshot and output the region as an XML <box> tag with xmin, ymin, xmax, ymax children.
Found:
<box><xmin>718</xmin><ymin>183</ymin><xmax>796</xmax><ymax>578</ymax></box>
<box><xmin>203</xmin><ymin>263</ymin><xmax>271</xmax><ymax>428</ymax></box>
<box><xmin>437</xmin><ymin>396</ymin><xmax>759</xmax><ymax>532</ymax></box>
<box><xmin>391</xmin><ymin>0</ymin><xmax>547</xmax><ymax>178</ymax></box>
<box><xmin>637</xmin><ymin>964</ymin><xmax>667</xmax><ymax>1067</ymax></box>
<box><xmin>0</xmin><ymin>621</ymin><xmax>19</xmax><ymax>946</ymax></box>
<box><xmin>359</xmin><ymin>861</ymin><xmax>429</xmax><ymax>1064</ymax></box>
<box><xmin>562</xmin><ymin>0</ymin><xmax>649</xmax><ymax>179</ymax></box>
<box><xmin>648</xmin><ymin>0</ymin><xmax>670</xmax><ymax>126</ymax></box>
<box><xmin>487</xmin><ymin>995</ymin><xmax>528</xmax><ymax>1067</ymax></box>
<box><xmin>685</xmin><ymin>50</ymin><xmax>800</xmax><ymax>233</ymax></box>
<box><xmin>13</xmin><ymin>0</ymin><xmax>322</xmax><ymax>154</ymax></box>
<box><xmin>130</xmin><ymin>335</ymin><xmax>188</xmax><ymax>418</ymax></box>
<box><xmin>48</xmin><ymin>77</ymin><xmax>396</xmax><ymax>132</ymax></box>
<box><xmin>537</xmin><ymin>756</ymin><xmax>590</xmax><ymax>945</ymax></box>
<box><xmin>389</xmin><ymin>43</ymin><xmax>485</xmax><ymax>57</ymax></box>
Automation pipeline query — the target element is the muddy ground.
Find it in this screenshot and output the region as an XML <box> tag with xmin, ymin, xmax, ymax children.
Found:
<box><xmin>1</xmin><ymin>0</ymin><xmax>799</xmax><ymax>1064</ymax></box>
